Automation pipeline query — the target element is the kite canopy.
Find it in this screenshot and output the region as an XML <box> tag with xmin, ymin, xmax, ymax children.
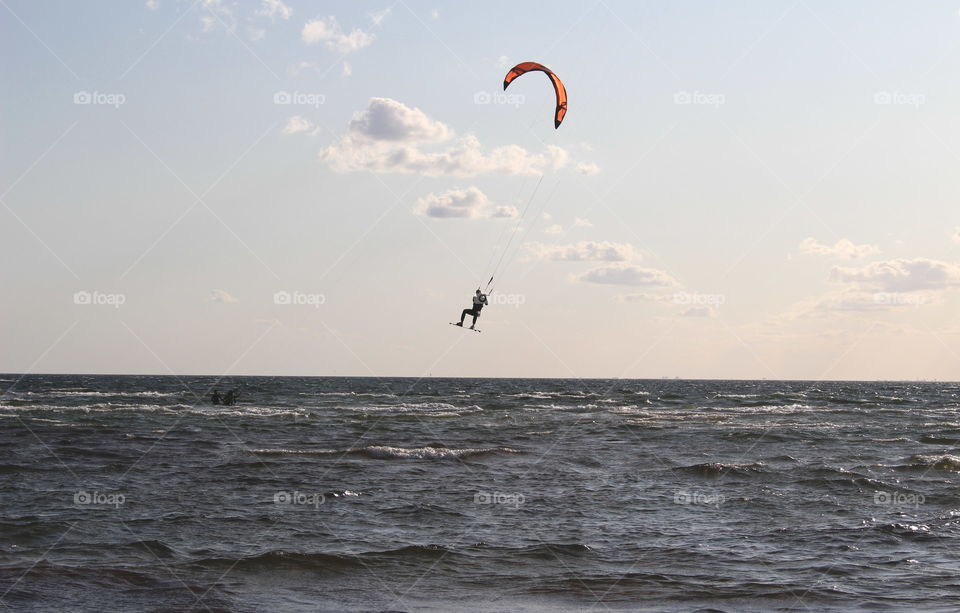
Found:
<box><xmin>502</xmin><ymin>61</ymin><xmax>567</xmax><ymax>129</ymax></box>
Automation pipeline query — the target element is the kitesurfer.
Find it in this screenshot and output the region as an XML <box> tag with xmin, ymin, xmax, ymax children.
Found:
<box><xmin>456</xmin><ymin>289</ymin><xmax>488</xmax><ymax>329</ymax></box>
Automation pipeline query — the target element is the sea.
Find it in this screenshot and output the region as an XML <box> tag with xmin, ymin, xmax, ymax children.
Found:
<box><xmin>2</xmin><ymin>374</ymin><xmax>960</xmax><ymax>612</ymax></box>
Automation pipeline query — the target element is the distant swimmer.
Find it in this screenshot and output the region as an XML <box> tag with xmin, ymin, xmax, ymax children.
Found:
<box><xmin>211</xmin><ymin>390</ymin><xmax>223</xmax><ymax>405</ymax></box>
<box><xmin>455</xmin><ymin>289</ymin><xmax>488</xmax><ymax>330</ymax></box>
<box><xmin>223</xmin><ymin>390</ymin><xmax>239</xmax><ymax>406</ymax></box>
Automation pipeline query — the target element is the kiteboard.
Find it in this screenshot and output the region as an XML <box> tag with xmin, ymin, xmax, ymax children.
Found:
<box><xmin>449</xmin><ymin>323</ymin><xmax>481</xmax><ymax>333</ymax></box>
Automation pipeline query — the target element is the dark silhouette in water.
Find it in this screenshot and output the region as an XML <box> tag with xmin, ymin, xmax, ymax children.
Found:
<box><xmin>223</xmin><ymin>390</ymin><xmax>239</xmax><ymax>406</ymax></box>
<box><xmin>210</xmin><ymin>390</ymin><xmax>222</xmax><ymax>405</ymax></box>
<box><xmin>456</xmin><ymin>289</ymin><xmax>488</xmax><ymax>329</ymax></box>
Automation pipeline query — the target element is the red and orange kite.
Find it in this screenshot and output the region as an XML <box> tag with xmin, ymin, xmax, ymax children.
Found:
<box><xmin>502</xmin><ymin>62</ymin><xmax>567</xmax><ymax>129</ymax></box>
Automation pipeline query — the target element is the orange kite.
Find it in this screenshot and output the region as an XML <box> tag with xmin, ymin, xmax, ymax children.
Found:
<box><xmin>502</xmin><ymin>61</ymin><xmax>567</xmax><ymax>129</ymax></box>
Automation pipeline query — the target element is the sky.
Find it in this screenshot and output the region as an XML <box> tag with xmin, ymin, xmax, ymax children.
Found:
<box><xmin>4</xmin><ymin>0</ymin><xmax>960</xmax><ymax>380</ymax></box>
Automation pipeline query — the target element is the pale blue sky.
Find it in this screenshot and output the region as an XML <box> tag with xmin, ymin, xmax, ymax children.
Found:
<box><xmin>4</xmin><ymin>0</ymin><xmax>960</xmax><ymax>379</ymax></box>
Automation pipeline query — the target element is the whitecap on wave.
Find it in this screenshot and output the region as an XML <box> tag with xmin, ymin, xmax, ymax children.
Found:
<box><xmin>251</xmin><ymin>445</ymin><xmax>523</xmax><ymax>460</ymax></box>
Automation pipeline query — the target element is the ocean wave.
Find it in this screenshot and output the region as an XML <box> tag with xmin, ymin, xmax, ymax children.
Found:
<box><xmin>722</xmin><ymin>430</ymin><xmax>792</xmax><ymax>442</ymax></box>
<box><xmin>608</xmin><ymin>405</ymin><xmax>652</xmax><ymax>416</ymax></box>
<box><xmin>0</xmin><ymin>403</ymin><xmax>194</xmax><ymax>413</ymax></box>
<box><xmin>919</xmin><ymin>434</ymin><xmax>960</xmax><ymax>445</ymax></box>
<box><xmin>901</xmin><ymin>454</ymin><xmax>960</xmax><ymax>471</ymax></box>
<box><xmin>345</xmin><ymin>402</ymin><xmax>481</xmax><ymax>417</ymax></box>
<box><xmin>251</xmin><ymin>445</ymin><xmax>523</xmax><ymax>460</ymax></box>
<box><xmin>674</xmin><ymin>462</ymin><xmax>764</xmax><ymax>476</ymax></box>
<box><xmin>505</xmin><ymin>392</ymin><xmax>555</xmax><ymax>399</ymax></box>
<box><xmin>192</xmin><ymin>544</ymin><xmax>456</xmax><ymax>572</ymax></box>
<box><xmin>509</xmin><ymin>543</ymin><xmax>593</xmax><ymax>558</ymax></box>
<box><xmin>186</xmin><ymin>406</ymin><xmax>306</xmax><ymax>418</ymax></box>
<box><xmin>7</xmin><ymin>390</ymin><xmax>184</xmax><ymax>398</ymax></box>
<box><xmin>523</xmin><ymin>403</ymin><xmax>601</xmax><ymax>412</ymax></box>
<box><xmin>300</xmin><ymin>391</ymin><xmax>398</xmax><ymax>398</ymax></box>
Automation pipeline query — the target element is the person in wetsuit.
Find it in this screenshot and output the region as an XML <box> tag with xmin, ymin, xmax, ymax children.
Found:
<box><xmin>456</xmin><ymin>289</ymin><xmax>488</xmax><ymax>329</ymax></box>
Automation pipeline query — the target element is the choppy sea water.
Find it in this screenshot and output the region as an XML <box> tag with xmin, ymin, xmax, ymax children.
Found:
<box><xmin>3</xmin><ymin>375</ymin><xmax>960</xmax><ymax>612</ymax></box>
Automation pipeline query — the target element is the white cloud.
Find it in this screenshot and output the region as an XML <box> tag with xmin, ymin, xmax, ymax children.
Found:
<box><xmin>798</xmin><ymin>237</ymin><xmax>879</xmax><ymax>260</ymax></box>
<box><xmin>344</xmin><ymin>97</ymin><xmax>451</xmax><ymax>142</ymax></box>
<box><xmin>415</xmin><ymin>187</ymin><xmax>489</xmax><ymax>219</ymax></box>
<box><xmin>829</xmin><ymin>258</ymin><xmax>960</xmax><ymax>292</ymax></box>
<box><xmin>369</xmin><ymin>8</ymin><xmax>391</xmax><ymax>26</ymax></box>
<box><xmin>320</xmin><ymin>98</ymin><xmax>570</xmax><ymax>177</ymax></box>
<box><xmin>680</xmin><ymin>306</ymin><xmax>714</xmax><ymax>318</ymax></box>
<box><xmin>302</xmin><ymin>16</ymin><xmax>374</xmax><ymax>54</ymax></box>
<box><xmin>525</xmin><ymin>241</ymin><xmax>635</xmax><ymax>262</ymax></box>
<box><xmin>210</xmin><ymin>289</ymin><xmax>238</xmax><ymax>303</ymax></box>
<box><xmin>549</xmin><ymin>146</ymin><xmax>570</xmax><ymax>169</ymax></box>
<box><xmin>258</xmin><ymin>0</ymin><xmax>292</xmax><ymax>20</ymax></box>
<box><xmin>814</xmin><ymin>290</ymin><xmax>896</xmax><ymax>313</ymax></box>
<box><xmin>574</xmin><ymin>217</ymin><xmax>592</xmax><ymax>227</ymax></box>
<box><xmin>544</xmin><ymin>224</ymin><xmax>563</xmax><ymax>235</ymax></box>
<box><xmin>617</xmin><ymin>293</ymin><xmax>668</xmax><ymax>303</ymax></box>
<box><xmin>576</xmin><ymin>162</ymin><xmax>601</xmax><ymax>175</ymax></box>
<box><xmin>491</xmin><ymin>205</ymin><xmax>519</xmax><ymax>219</ymax></box>
<box><xmin>578</xmin><ymin>264</ymin><xmax>678</xmax><ymax>287</ymax></box>
<box><xmin>431</xmin><ymin>8</ymin><xmax>440</xmax><ymax>20</ymax></box>
<box><xmin>145</xmin><ymin>0</ymin><xmax>158</xmax><ymax>10</ymax></box>
<box><xmin>248</xmin><ymin>27</ymin><xmax>266</xmax><ymax>41</ymax></box>
<box><xmin>781</xmin><ymin>288</ymin><xmax>930</xmax><ymax>320</ymax></box>
<box><xmin>952</xmin><ymin>227</ymin><xmax>960</xmax><ymax>243</ymax></box>
<box><xmin>199</xmin><ymin>0</ymin><xmax>234</xmax><ymax>32</ymax></box>
<box><xmin>342</xmin><ymin>61</ymin><xmax>352</xmax><ymax>77</ymax></box>
<box><xmin>283</xmin><ymin>116</ymin><xmax>317</xmax><ymax>135</ymax></box>
<box><xmin>497</xmin><ymin>55</ymin><xmax>510</xmax><ymax>68</ymax></box>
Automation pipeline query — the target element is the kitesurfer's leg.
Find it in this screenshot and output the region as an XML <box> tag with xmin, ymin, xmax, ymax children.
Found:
<box><xmin>458</xmin><ymin>309</ymin><xmax>470</xmax><ymax>325</ymax></box>
<box><xmin>470</xmin><ymin>312</ymin><xmax>479</xmax><ymax>329</ymax></box>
